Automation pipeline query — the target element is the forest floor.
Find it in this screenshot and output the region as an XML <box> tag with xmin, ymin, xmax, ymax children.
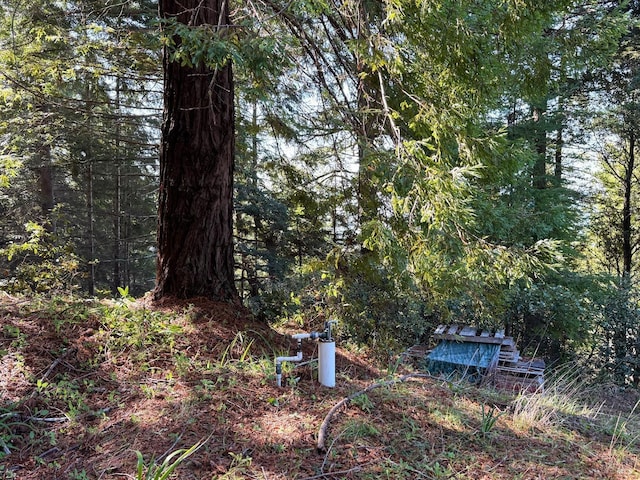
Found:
<box><xmin>1</xmin><ymin>292</ymin><xmax>639</xmax><ymax>480</ymax></box>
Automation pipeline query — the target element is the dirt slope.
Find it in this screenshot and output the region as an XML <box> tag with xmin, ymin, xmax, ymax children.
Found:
<box><xmin>1</xmin><ymin>293</ymin><xmax>638</xmax><ymax>479</ymax></box>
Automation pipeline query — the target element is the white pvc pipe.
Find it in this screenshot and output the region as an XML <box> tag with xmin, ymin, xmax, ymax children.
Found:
<box><xmin>318</xmin><ymin>341</ymin><xmax>336</xmax><ymax>387</ymax></box>
<box><xmin>275</xmin><ymin>352</ymin><xmax>303</xmax><ymax>365</ymax></box>
<box><xmin>291</xmin><ymin>333</ymin><xmax>312</xmax><ymax>340</ymax></box>
<box><xmin>275</xmin><ymin>351</ymin><xmax>303</xmax><ymax>387</ymax></box>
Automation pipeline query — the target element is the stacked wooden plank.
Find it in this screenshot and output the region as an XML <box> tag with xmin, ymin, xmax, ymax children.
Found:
<box><xmin>430</xmin><ymin>324</ymin><xmax>545</xmax><ymax>392</ymax></box>
<box><xmin>401</xmin><ymin>344</ymin><xmax>431</xmax><ymax>362</ymax></box>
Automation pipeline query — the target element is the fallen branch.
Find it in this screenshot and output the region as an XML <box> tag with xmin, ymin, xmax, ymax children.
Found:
<box><xmin>316</xmin><ymin>373</ymin><xmax>437</xmax><ymax>452</ymax></box>
<box><xmin>1</xmin><ymin>407</ymin><xmax>112</xmax><ymax>427</ymax></box>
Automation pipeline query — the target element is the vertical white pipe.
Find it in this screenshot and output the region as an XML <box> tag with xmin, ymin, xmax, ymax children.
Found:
<box><xmin>318</xmin><ymin>341</ymin><xmax>335</xmax><ymax>387</ymax></box>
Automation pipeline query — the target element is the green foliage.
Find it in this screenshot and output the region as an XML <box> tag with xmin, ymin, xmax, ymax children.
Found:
<box><xmin>343</xmin><ymin>419</ymin><xmax>380</xmax><ymax>440</ymax></box>
<box><xmin>135</xmin><ymin>439</ymin><xmax>206</xmax><ymax>480</ymax></box>
<box><xmin>590</xmin><ymin>281</ymin><xmax>640</xmax><ymax>386</ymax></box>
<box><xmin>68</xmin><ymin>470</ymin><xmax>89</xmax><ymax>480</ymax></box>
<box><xmin>219</xmin><ymin>332</ymin><xmax>255</xmax><ymax>368</ymax></box>
<box><xmin>117</xmin><ymin>286</ymin><xmax>132</xmax><ymax>300</ymax></box>
<box><xmin>0</xmin><ymin>223</ymin><xmax>82</xmax><ymax>294</ymax></box>
<box><xmin>503</xmin><ymin>274</ymin><xmax>594</xmax><ymax>360</ymax></box>
<box><xmin>479</xmin><ymin>404</ymin><xmax>505</xmax><ymax>437</ymax></box>
<box><xmin>217</xmin><ymin>451</ymin><xmax>253</xmax><ymax>479</ymax></box>
<box><xmin>0</xmin><ymin>155</ymin><xmax>21</xmax><ymax>189</ymax></box>
<box><xmin>160</xmin><ymin>13</ymin><xmax>290</xmax><ymax>85</ymax></box>
<box><xmin>36</xmin><ymin>375</ymin><xmax>91</xmax><ymax>420</ymax></box>
<box><xmin>160</xmin><ymin>17</ymin><xmax>234</xmax><ymax>69</ymax></box>
<box><xmin>0</xmin><ymin>405</ymin><xmax>31</xmax><ymax>459</ymax></box>
<box><xmin>589</xmin><ymin>136</ymin><xmax>640</xmax><ymax>277</ymax></box>
<box><xmin>0</xmin><ymin>0</ymin><xmax>159</xmax><ymax>296</ymax></box>
<box><xmin>299</xmin><ymin>246</ymin><xmax>431</xmax><ymax>353</ymax></box>
<box><xmin>351</xmin><ymin>393</ymin><xmax>374</xmax><ymax>413</ymax></box>
<box><xmin>97</xmin><ymin>303</ymin><xmax>184</xmax><ymax>359</ymax></box>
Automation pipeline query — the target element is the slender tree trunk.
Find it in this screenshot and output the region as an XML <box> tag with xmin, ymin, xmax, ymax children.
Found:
<box><xmin>154</xmin><ymin>0</ymin><xmax>237</xmax><ymax>301</ymax></box>
<box><xmin>554</xmin><ymin>105</ymin><xmax>564</xmax><ymax>185</ymax></box>
<box><xmin>37</xmin><ymin>144</ymin><xmax>55</xmax><ymax>232</ymax></box>
<box><xmin>355</xmin><ymin>0</ymin><xmax>380</xmax><ymax>233</ymax></box>
<box><xmin>532</xmin><ymin>101</ymin><xmax>547</xmax><ymax>190</ymax></box>
<box><xmin>113</xmin><ymin>76</ymin><xmax>122</xmax><ymax>294</ymax></box>
<box><xmin>86</xmin><ymin>160</ymin><xmax>96</xmax><ymax>296</ymax></box>
<box><xmin>554</xmin><ymin>125</ymin><xmax>563</xmax><ymax>183</ymax></box>
<box><xmin>623</xmin><ymin>131</ymin><xmax>635</xmax><ymax>277</ymax></box>
<box><xmin>250</xmin><ymin>102</ymin><xmax>261</xmax><ymax>294</ymax></box>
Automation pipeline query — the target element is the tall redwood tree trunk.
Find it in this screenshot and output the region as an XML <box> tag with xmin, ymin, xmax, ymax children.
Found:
<box><xmin>154</xmin><ymin>0</ymin><xmax>237</xmax><ymax>301</ymax></box>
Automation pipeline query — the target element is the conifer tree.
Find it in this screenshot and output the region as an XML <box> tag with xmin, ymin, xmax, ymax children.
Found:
<box><xmin>154</xmin><ymin>0</ymin><xmax>237</xmax><ymax>301</ymax></box>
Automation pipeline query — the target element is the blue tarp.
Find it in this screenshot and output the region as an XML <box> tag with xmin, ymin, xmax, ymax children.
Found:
<box><xmin>426</xmin><ymin>340</ymin><xmax>500</xmax><ymax>378</ymax></box>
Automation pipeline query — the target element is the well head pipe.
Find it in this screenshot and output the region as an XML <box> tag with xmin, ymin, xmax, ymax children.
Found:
<box><xmin>318</xmin><ymin>341</ymin><xmax>336</xmax><ymax>388</ymax></box>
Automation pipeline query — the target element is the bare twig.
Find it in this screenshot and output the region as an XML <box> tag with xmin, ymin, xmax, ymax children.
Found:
<box><xmin>26</xmin><ymin>415</ymin><xmax>68</xmax><ymax>423</ymax></box>
<box><xmin>24</xmin><ymin>348</ymin><xmax>77</xmax><ymax>403</ymax></box>
<box><xmin>38</xmin><ymin>348</ymin><xmax>77</xmax><ymax>385</ymax></box>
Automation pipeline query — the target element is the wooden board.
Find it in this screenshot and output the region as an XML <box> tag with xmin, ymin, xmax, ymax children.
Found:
<box><xmin>434</xmin><ymin>325</ymin><xmax>447</xmax><ymax>335</ymax></box>
<box><xmin>432</xmin><ymin>325</ymin><xmax>515</xmax><ymax>347</ymax></box>
<box><xmin>459</xmin><ymin>326</ymin><xmax>477</xmax><ymax>336</ymax></box>
<box><xmin>401</xmin><ymin>345</ymin><xmax>432</xmax><ymax>359</ymax></box>
<box><xmin>433</xmin><ymin>333</ymin><xmax>505</xmax><ymax>345</ymax></box>
<box><xmin>499</xmin><ymin>350</ymin><xmax>520</xmax><ymax>364</ymax></box>
<box><xmin>496</xmin><ymin>365</ymin><xmax>545</xmax><ymax>376</ymax></box>
<box><xmin>500</xmin><ymin>337</ymin><xmax>515</xmax><ymax>348</ymax></box>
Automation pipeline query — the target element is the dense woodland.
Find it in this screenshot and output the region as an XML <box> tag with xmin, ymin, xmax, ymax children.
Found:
<box><xmin>1</xmin><ymin>0</ymin><xmax>640</xmax><ymax>385</ymax></box>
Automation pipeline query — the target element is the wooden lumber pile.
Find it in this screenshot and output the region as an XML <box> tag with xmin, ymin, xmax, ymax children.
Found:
<box><xmin>418</xmin><ymin>324</ymin><xmax>545</xmax><ymax>392</ymax></box>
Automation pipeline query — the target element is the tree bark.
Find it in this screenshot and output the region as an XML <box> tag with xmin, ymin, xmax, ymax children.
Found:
<box><xmin>37</xmin><ymin>145</ymin><xmax>55</xmax><ymax>232</ymax></box>
<box><xmin>532</xmin><ymin>102</ymin><xmax>547</xmax><ymax>190</ymax></box>
<box><xmin>113</xmin><ymin>76</ymin><xmax>122</xmax><ymax>294</ymax></box>
<box><xmin>86</xmin><ymin>160</ymin><xmax>96</xmax><ymax>297</ymax></box>
<box><xmin>622</xmin><ymin>130</ymin><xmax>634</xmax><ymax>277</ymax></box>
<box><xmin>154</xmin><ymin>0</ymin><xmax>238</xmax><ymax>301</ymax></box>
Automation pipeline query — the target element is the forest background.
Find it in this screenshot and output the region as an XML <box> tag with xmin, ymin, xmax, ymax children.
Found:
<box><xmin>1</xmin><ymin>0</ymin><xmax>640</xmax><ymax>387</ymax></box>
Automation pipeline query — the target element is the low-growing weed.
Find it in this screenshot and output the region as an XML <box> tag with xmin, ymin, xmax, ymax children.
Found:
<box><xmin>426</xmin><ymin>460</ymin><xmax>454</xmax><ymax>479</ymax></box>
<box><xmin>343</xmin><ymin>419</ymin><xmax>380</xmax><ymax>440</ymax></box>
<box><xmin>3</xmin><ymin>324</ymin><xmax>26</xmax><ymax>349</ymax></box>
<box><xmin>0</xmin><ymin>406</ymin><xmax>30</xmax><ymax>458</ymax></box>
<box><xmin>218</xmin><ymin>451</ymin><xmax>253</xmax><ymax>480</ymax></box>
<box><xmin>135</xmin><ymin>438</ymin><xmax>206</xmax><ymax>480</ymax></box>
<box><xmin>0</xmin><ymin>464</ymin><xmax>17</xmax><ymax>479</ymax></box>
<box><xmin>218</xmin><ymin>332</ymin><xmax>254</xmax><ymax>368</ymax></box>
<box><xmin>36</xmin><ymin>376</ymin><xmax>90</xmax><ymax>420</ymax></box>
<box><xmin>97</xmin><ymin>304</ymin><xmax>183</xmax><ymax>362</ymax></box>
<box><xmin>479</xmin><ymin>404</ymin><xmax>505</xmax><ymax>437</ymax></box>
<box><xmin>351</xmin><ymin>393</ymin><xmax>374</xmax><ymax>413</ymax></box>
<box><xmin>68</xmin><ymin>469</ymin><xmax>90</xmax><ymax>480</ymax></box>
